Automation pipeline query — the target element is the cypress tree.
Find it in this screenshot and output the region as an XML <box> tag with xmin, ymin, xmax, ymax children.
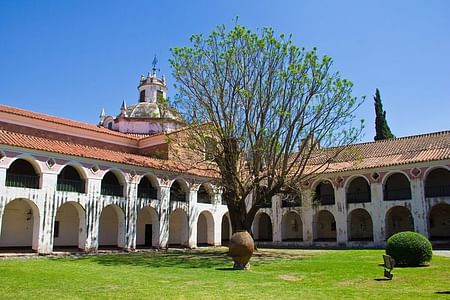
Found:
<box><xmin>374</xmin><ymin>88</ymin><xmax>395</xmax><ymax>141</ymax></box>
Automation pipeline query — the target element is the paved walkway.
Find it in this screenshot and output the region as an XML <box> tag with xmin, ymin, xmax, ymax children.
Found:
<box><xmin>434</xmin><ymin>250</ymin><xmax>450</xmax><ymax>258</ymax></box>
<box><xmin>1</xmin><ymin>249</ymin><xmax>450</xmax><ymax>259</ymax></box>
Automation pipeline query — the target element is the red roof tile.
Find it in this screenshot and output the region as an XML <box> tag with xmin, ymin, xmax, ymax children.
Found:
<box><xmin>309</xmin><ymin>131</ymin><xmax>450</xmax><ymax>173</ymax></box>
<box><xmin>0</xmin><ymin>129</ymin><xmax>217</xmax><ymax>178</ymax></box>
<box><xmin>0</xmin><ymin>105</ymin><xmax>139</xmax><ymax>140</ymax></box>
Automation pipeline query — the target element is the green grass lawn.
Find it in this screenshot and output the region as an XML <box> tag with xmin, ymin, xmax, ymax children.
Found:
<box><xmin>0</xmin><ymin>248</ymin><xmax>449</xmax><ymax>299</ymax></box>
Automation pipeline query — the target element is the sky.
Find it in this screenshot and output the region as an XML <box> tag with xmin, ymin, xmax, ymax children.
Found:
<box><xmin>0</xmin><ymin>0</ymin><xmax>449</xmax><ymax>142</ymax></box>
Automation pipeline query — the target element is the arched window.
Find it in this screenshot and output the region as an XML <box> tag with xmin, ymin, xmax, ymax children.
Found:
<box><xmin>384</xmin><ymin>173</ymin><xmax>411</xmax><ymax>201</ymax></box>
<box><xmin>138</xmin><ymin>176</ymin><xmax>158</xmax><ymax>199</ymax></box>
<box><xmin>347</xmin><ymin>177</ymin><xmax>371</xmax><ymax>204</ymax></box>
<box><xmin>314</xmin><ymin>181</ymin><xmax>335</xmax><ymax>205</ymax></box>
<box><xmin>5</xmin><ymin>159</ymin><xmax>40</xmax><ymax>189</ymax></box>
<box><xmin>57</xmin><ymin>165</ymin><xmax>85</xmax><ymax>193</ymax></box>
<box><xmin>315</xmin><ymin>210</ymin><xmax>336</xmax><ymax>241</ymax></box>
<box><xmin>197</xmin><ymin>185</ymin><xmax>212</xmax><ymax>204</ymax></box>
<box><xmin>348</xmin><ymin>209</ymin><xmax>373</xmax><ymax>241</ymax></box>
<box><xmin>425</xmin><ymin>168</ymin><xmax>450</xmax><ymax>198</ymax></box>
<box><xmin>170</xmin><ymin>180</ymin><xmax>187</xmax><ymax>202</ymax></box>
<box><xmin>101</xmin><ymin>171</ymin><xmax>123</xmax><ymax>197</ymax></box>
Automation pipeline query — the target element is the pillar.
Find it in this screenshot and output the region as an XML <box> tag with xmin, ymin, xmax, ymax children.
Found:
<box><xmin>84</xmin><ymin>177</ymin><xmax>102</xmax><ymax>252</ymax></box>
<box><xmin>36</xmin><ymin>172</ymin><xmax>58</xmax><ymax>254</ymax></box>
<box><xmin>126</xmin><ymin>180</ymin><xmax>138</xmax><ymax>250</ymax></box>
<box><xmin>371</xmin><ymin>182</ymin><xmax>385</xmax><ymax>246</ymax></box>
<box><xmin>335</xmin><ymin>187</ymin><xmax>347</xmax><ymax>244</ymax></box>
<box><xmin>188</xmin><ymin>188</ymin><xmax>198</xmax><ymax>248</ymax></box>
<box><xmin>158</xmin><ymin>185</ymin><xmax>170</xmax><ymax>248</ymax></box>
<box><xmin>272</xmin><ymin>195</ymin><xmax>282</xmax><ymax>243</ymax></box>
<box><xmin>411</xmin><ymin>177</ymin><xmax>428</xmax><ymax>236</ymax></box>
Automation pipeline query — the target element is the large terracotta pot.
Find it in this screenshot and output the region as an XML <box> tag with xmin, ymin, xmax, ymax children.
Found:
<box><xmin>228</xmin><ymin>231</ymin><xmax>254</xmax><ymax>270</ymax></box>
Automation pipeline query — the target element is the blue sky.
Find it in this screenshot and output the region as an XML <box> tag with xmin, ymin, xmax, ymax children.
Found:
<box><xmin>0</xmin><ymin>0</ymin><xmax>449</xmax><ymax>142</ymax></box>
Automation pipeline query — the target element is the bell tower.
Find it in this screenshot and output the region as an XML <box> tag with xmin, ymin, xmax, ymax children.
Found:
<box><xmin>138</xmin><ymin>56</ymin><xmax>167</xmax><ymax>103</ymax></box>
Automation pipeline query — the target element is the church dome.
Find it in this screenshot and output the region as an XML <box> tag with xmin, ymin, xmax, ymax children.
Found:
<box><xmin>124</xmin><ymin>102</ymin><xmax>184</xmax><ymax>122</ymax></box>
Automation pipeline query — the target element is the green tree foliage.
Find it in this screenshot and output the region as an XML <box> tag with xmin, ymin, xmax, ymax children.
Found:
<box><xmin>374</xmin><ymin>88</ymin><xmax>395</xmax><ymax>141</ymax></box>
<box><xmin>170</xmin><ymin>24</ymin><xmax>363</xmax><ymax>233</ymax></box>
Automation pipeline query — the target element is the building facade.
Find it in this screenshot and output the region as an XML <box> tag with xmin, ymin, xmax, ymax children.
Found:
<box><xmin>0</xmin><ymin>73</ymin><xmax>449</xmax><ymax>254</ymax></box>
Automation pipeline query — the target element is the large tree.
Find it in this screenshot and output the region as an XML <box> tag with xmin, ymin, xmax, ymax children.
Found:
<box><xmin>170</xmin><ymin>25</ymin><xmax>363</xmax><ymax>234</ymax></box>
<box><xmin>374</xmin><ymin>88</ymin><xmax>395</xmax><ymax>141</ymax></box>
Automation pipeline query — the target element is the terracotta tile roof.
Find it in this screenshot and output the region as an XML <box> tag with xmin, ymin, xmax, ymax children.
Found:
<box><xmin>0</xmin><ymin>105</ymin><xmax>139</xmax><ymax>140</ymax></box>
<box><xmin>309</xmin><ymin>131</ymin><xmax>450</xmax><ymax>173</ymax></box>
<box><xmin>0</xmin><ymin>129</ymin><xmax>217</xmax><ymax>178</ymax></box>
<box><xmin>1</xmin><ymin>105</ymin><xmax>448</xmax><ymax>177</ymax></box>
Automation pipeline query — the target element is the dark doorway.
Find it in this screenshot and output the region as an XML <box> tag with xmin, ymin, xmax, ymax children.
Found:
<box><xmin>145</xmin><ymin>224</ymin><xmax>152</xmax><ymax>247</ymax></box>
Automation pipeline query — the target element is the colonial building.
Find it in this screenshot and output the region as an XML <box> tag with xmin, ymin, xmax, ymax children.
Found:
<box><xmin>0</xmin><ymin>72</ymin><xmax>449</xmax><ymax>254</ymax></box>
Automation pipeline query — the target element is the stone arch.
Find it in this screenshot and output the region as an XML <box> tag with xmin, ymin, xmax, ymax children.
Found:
<box><xmin>383</xmin><ymin>172</ymin><xmax>411</xmax><ymax>201</ymax></box>
<box><xmin>314</xmin><ymin>210</ymin><xmax>336</xmax><ymax>241</ymax></box>
<box><xmin>53</xmin><ymin>201</ymin><xmax>86</xmax><ymax>250</ymax></box>
<box><xmin>136</xmin><ymin>206</ymin><xmax>159</xmax><ymax>248</ymax></box>
<box><xmin>429</xmin><ymin>203</ymin><xmax>450</xmax><ymax>240</ymax></box>
<box><xmin>253</xmin><ymin>212</ymin><xmax>273</xmax><ymax>241</ymax></box>
<box><xmin>6</xmin><ymin>155</ymin><xmax>43</xmax><ymax>174</ymax></box>
<box><xmin>425</xmin><ymin>167</ymin><xmax>450</xmax><ymax>198</ymax></box>
<box><xmin>281</xmin><ymin>211</ymin><xmax>303</xmax><ymax>241</ymax></box>
<box><xmin>385</xmin><ymin>206</ymin><xmax>414</xmax><ymax>238</ymax></box>
<box><xmin>57</xmin><ymin>165</ymin><xmax>86</xmax><ymax>193</ymax></box>
<box><xmin>101</xmin><ymin>170</ymin><xmax>125</xmax><ymax>197</ymax></box>
<box><xmin>313</xmin><ymin>180</ymin><xmax>335</xmax><ymax>205</ymax></box>
<box><xmin>5</xmin><ymin>158</ymin><xmax>41</xmax><ymax>189</ymax></box>
<box><xmin>138</xmin><ymin>174</ymin><xmax>159</xmax><ymax>199</ymax></box>
<box><xmin>197</xmin><ymin>210</ymin><xmax>215</xmax><ymax>246</ymax></box>
<box><xmin>0</xmin><ymin>198</ymin><xmax>40</xmax><ymax>250</ymax></box>
<box><xmin>221</xmin><ymin>213</ymin><xmax>232</xmax><ymax>244</ymax></box>
<box><xmin>170</xmin><ymin>178</ymin><xmax>189</xmax><ymax>202</ymax></box>
<box><xmin>169</xmin><ymin>208</ymin><xmax>188</xmax><ymax>246</ymax></box>
<box><xmin>346</xmin><ymin>176</ymin><xmax>371</xmax><ymax>204</ymax></box>
<box><xmin>197</xmin><ymin>183</ymin><xmax>214</xmax><ymax>204</ymax></box>
<box><xmin>98</xmin><ymin>204</ymin><xmax>126</xmax><ymax>248</ymax></box>
<box><xmin>347</xmin><ymin>208</ymin><xmax>373</xmax><ymax>241</ymax></box>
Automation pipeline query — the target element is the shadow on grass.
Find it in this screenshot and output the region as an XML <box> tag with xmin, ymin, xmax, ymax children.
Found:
<box><xmin>87</xmin><ymin>251</ymin><xmax>231</xmax><ymax>269</ymax></box>
<box><xmin>216</xmin><ymin>267</ymin><xmax>237</xmax><ymax>271</ymax></box>
<box><xmin>374</xmin><ymin>278</ymin><xmax>392</xmax><ymax>281</ymax></box>
<box><xmin>59</xmin><ymin>248</ymin><xmax>310</xmax><ymax>270</ymax></box>
<box><xmin>435</xmin><ymin>291</ymin><xmax>450</xmax><ymax>295</ymax></box>
<box><xmin>377</xmin><ymin>263</ymin><xmax>430</xmax><ymax>268</ymax></box>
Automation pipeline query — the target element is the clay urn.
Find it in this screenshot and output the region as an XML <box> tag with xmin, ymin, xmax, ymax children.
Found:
<box><xmin>228</xmin><ymin>231</ymin><xmax>254</xmax><ymax>270</ymax></box>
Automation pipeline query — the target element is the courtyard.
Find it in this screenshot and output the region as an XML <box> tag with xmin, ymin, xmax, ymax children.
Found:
<box><xmin>0</xmin><ymin>248</ymin><xmax>449</xmax><ymax>299</ymax></box>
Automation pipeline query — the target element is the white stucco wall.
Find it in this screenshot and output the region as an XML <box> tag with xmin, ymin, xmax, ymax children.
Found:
<box><xmin>0</xmin><ymin>147</ymin><xmax>449</xmax><ymax>254</ymax></box>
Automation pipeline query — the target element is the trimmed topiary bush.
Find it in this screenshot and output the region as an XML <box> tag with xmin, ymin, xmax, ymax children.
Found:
<box><xmin>386</xmin><ymin>231</ymin><xmax>432</xmax><ymax>267</ymax></box>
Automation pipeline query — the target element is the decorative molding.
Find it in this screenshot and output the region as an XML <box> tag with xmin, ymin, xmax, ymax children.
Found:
<box><xmin>90</xmin><ymin>165</ymin><xmax>100</xmax><ymax>174</ymax></box>
<box><xmin>46</xmin><ymin>158</ymin><xmax>56</xmax><ymax>169</ymax></box>
<box><xmin>335</xmin><ymin>176</ymin><xmax>345</xmax><ymax>188</ymax></box>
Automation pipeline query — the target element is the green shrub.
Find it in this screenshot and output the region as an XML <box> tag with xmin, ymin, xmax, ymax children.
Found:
<box><xmin>386</xmin><ymin>231</ymin><xmax>432</xmax><ymax>267</ymax></box>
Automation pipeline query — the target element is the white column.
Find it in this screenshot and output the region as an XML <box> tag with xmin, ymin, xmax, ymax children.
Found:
<box><xmin>0</xmin><ymin>167</ymin><xmax>6</xmax><ymax>236</ymax></box>
<box><xmin>158</xmin><ymin>185</ymin><xmax>170</xmax><ymax>248</ymax></box>
<box><xmin>302</xmin><ymin>206</ymin><xmax>314</xmax><ymax>245</ymax></box>
<box><xmin>188</xmin><ymin>189</ymin><xmax>198</xmax><ymax>248</ymax></box>
<box><xmin>84</xmin><ymin>178</ymin><xmax>102</xmax><ymax>252</ymax></box>
<box><xmin>272</xmin><ymin>195</ymin><xmax>282</xmax><ymax>243</ymax></box>
<box><xmin>126</xmin><ymin>180</ymin><xmax>138</xmax><ymax>250</ymax></box>
<box><xmin>335</xmin><ymin>187</ymin><xmax>347</xmax><ymax>244</ymax></box>
<box><xmin>371</xmin><ymin>182</ymin><xmax>385</xmax><ymax>246</ymax></box>
<box><xmin>213</xmin><ymin>192</ymin><xmax>222</xmax><ymax>246</ymax></box>
<box><xmin>0</xmin><ymin>166</ymin><xmax>6</xmax><ymax>188</ymax></box>
<box><xmin>411</xmin><ymin>177</ymin><xmax>428</xmax><ymax>236</ymax></box>
<box><xmin>37</xmin><ymin>172</ymin><xmax>58</xmax><ymax>254</ymax></box>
